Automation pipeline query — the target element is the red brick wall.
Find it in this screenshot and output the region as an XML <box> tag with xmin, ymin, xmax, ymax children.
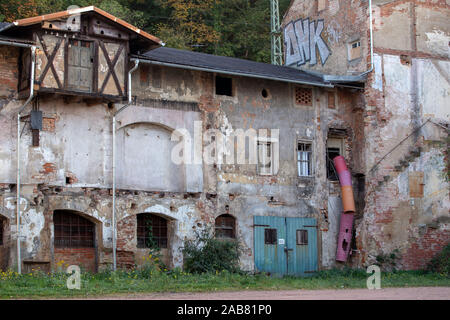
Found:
<box><xmin>0</xmin><ymin>45</ymin><xmax>19</xmax><ymax>98</ymax></box>
<box><xmin>54</xmin><ymin>247</ymin><xmax>96</xmax><ymax>273</ymax></box>
<box><xmin>402</xmin><ymin>228</ymin><xmax>450</xmax><ymax>270</ymax></box>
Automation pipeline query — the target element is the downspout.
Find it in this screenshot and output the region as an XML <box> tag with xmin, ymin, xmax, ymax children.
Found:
<box><xmin>112</xmin><ymin>58</ymin><xmax>139</xmax><ymax>271</ymax></box>
<box><xmin>16</xmin><ymin>45</ymin><xmax>36</xmax><ymax>274</ymax></box>
<box><xmin>358</xmin><ymin>0</ymin><xmax>374</xmax><ymax>77</ymax></box>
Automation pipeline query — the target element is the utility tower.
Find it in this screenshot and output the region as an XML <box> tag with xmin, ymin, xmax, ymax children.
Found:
<box><xmin>270</xmin><ymin>0</ymin><xmax>283</xmax><ymax>65</ymax></box>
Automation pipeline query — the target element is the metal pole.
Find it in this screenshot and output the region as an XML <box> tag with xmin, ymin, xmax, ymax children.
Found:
<box><xmin>112</xmin><ymin>58</ymin><xmax>139</xmax><ymax>271</ymax></box>
<box><xmin>16</xmin><ymin>45</ymin><xmax>36</xmax><ymax>274</ymax></box>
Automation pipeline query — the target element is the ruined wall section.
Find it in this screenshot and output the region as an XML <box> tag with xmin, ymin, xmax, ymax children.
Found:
<box><xmin>282</xmin><ymin>0</ymin><xmax>369</xmax><ymax>75</ymax></box>
<box><xmin>357</xmin><ymin>0</ymin><xmax>450</xmax><ymax>269</ymax></box>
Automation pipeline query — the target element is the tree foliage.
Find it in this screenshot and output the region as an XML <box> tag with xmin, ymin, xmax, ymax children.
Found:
<box><xmin>0</xmin><ymin>0</ymin><xmax>291</xmax><ymax>63</ymax></box>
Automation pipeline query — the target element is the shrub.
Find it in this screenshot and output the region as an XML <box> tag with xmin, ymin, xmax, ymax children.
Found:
<box><xmin>182</xmin><ymin>230</ymin><xmax>241</xmax><ymax>274</ymax></box>
<box><xmin>427</xmin><ymin>243</ymin><xmax>450</xmax><ymax>275</ymax></box>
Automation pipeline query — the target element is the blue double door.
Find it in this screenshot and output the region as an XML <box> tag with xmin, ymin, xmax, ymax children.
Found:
<box><xmin>254</xmin><ymin>216</ymin><xmax>318</xmax><ymax>276</ymax></box>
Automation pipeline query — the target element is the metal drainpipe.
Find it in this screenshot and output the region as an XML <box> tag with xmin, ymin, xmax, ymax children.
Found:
<box><xmin>16</xmin><ymin>45</ymin><xmax>36</xmax><ymax>274</ymax></box>
<box><xmin>359</xmin><ymin>0</ymin><xmax>374</xmax><ymax>77</ymax></box>
<box><xmin>112</xmin><ymin>58</ymin><xmax>139</xmax><ymax>271</ymax></box>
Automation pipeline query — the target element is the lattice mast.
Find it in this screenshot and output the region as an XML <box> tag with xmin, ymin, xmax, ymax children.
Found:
<box><xmin>270</xmin><ymin>0</ymin><xmax>283</xmax><ymax>65</ymax></box>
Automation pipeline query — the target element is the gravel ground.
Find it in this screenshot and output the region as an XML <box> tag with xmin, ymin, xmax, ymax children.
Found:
<box><xmin>68</xmin><ymin>287</ymin><xmax>450</xmax><ymax>300</ymax></box>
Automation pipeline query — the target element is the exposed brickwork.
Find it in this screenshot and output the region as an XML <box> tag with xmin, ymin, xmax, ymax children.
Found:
<box><xmin>402</xmin><ymin>228</ymin><xmax>450</xmax><ymax>270</ymax></box>
<box><xmin>0</xmin><ymin>46</ymin><xmax>19</xmax><ymax>98</ymax></box>
<box><xmin>42</xmin><ymin>117</ymin><xmax>56</xmax><ymax>132</ymax></box>
<box><xmin>54</xmin><ymin>247</ymin><xmax>96</xmax><ymax>273</ymax></box>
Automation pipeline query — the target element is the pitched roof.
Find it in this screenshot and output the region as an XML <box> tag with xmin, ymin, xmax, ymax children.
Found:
<box><xmin>5</xmin><ymin>6</ymin><xmax>162</xmax><ymax>46</ymax></box>
<box><xmin>134</xmin><ymin>47</ymin><xmax>331</xmax><ymax>87</ymax></box>
<box><xmin>0</xmin><ymin>22</ymin><xmax>11</xmax><ymax>31</ymax></box>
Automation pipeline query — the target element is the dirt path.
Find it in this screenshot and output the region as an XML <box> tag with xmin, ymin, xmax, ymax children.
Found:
<box><xmin>73</xmin><ymin>287</ymin><xmax>450</xmax><ymax>300</ymax></box>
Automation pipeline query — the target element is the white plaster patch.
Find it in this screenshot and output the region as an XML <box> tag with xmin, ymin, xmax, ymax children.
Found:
<box><xmin>372</xmin><ymin>54</ymin><xmax>383</xmax><ymax>92</ymax></box>
<box><xmin>21</xmin><ymin>208</ymin><xmax>45</xmax><ymax>254</ymax></box>
<box><xmin>425</xmin><ymin>30</ymin><xmax>450</xmax><ymax>58</ymax></box>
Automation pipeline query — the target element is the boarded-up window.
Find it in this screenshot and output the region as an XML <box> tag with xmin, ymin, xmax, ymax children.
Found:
<box><xmin>295</xmin><ymin>87</ymin><xmax>312</xmax><ymax>106</ymax></box>
<box><xmin>264</xmin><ymin>228</ymin><xmax>277</xmax><ymax>245</ymax></box>
<box><xmin>54</xmin><ymin>211</ymin><xmax>95</xmax><ymax>248</ymax></box>
<box><xmin>318</xmin><ymin>0</ymin><xmax>327</xmax><ymax>11</ymax></box>
<box><xmin>296</xmin><ymin>230</ymin><xmax>308</xmax><ymax>245</ymax></box>
<box><xmin>409</xmin><ymin>171</ymin><xmax>424</xmax><ymax>198</ymax></box>
<box><xmin>137</xmin><ymin>213</ymin><xmax>168</xmax><ymax>248</ymax></box>
<box><xmin>215</xmin><ymin>214</ymin><xmax>236</xmax><ymax>239</ymax></box>
<box><xmin>67</xmin><ymin>39</ymin><xmax>93</xmax><ymax>92</ymax></box>
<box><xmin>216</xmin><ymin>76</ymin><xmax>233</xmax><ymax>96</ymax></box>
<box><xmin>348</xmin><ymin>40</ymin><xmax>361</xmax><ymax>61</ymax></box>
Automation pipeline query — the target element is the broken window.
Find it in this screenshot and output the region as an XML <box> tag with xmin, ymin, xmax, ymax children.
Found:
<box><xmin>0</xmin><ymin>218</ymin><xmax>4</xmax><ymax>245</ymax></box>
<box><xmin>215</xmin><ymin>214</ymin><xmax>236</xmax><ymax>239</ymax></box>
<box><xmin>54</xmin><ymin>210</ymin><xmax>95</xmax><ymax>248</ymax></box>
<box><xmin>137</xmin><ymin>213</ymin><xmax>168</xmax><ymax>248</ymax></box>
<box><xmin>67</xmin><ymin>39</ymin><xmax>93</xmax><ymax>92</ymax></box>
<box><xmin>264</xmin><ymin>228</ymin><xmax>277</xmax><ymax>245</ymax></box>
<box><xmin>298</xmin><ymin>142</ymin><xmax>312</xmax><ymax>177</ymax></box>
<box><xmin>348</xmin><ymin>40</ymin><xmax>361</xmax><ymax>61</ymax></box>
<box><xmin>215</xmin><ymin>75</ymin><xmax>233</xmax><ymax>96</ymax></box>
<box><xmin>257</xmin><ymin>141</ymin><xmax>273</xmax><ymax>175</ymax></box>
<box><xmin>327</xmin><ymin>137</ymin><xmax>344</xmax><ymax>181</ymax></box>
<box><xmin>296</xmin><ymin>230</ymin><xmax>308</xmax><ymax>245</ymax></box>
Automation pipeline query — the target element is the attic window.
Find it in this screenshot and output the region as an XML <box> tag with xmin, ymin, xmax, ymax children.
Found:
<box><xmin>216</xmin><ymin>76</ymin><xmax>233</xmax><ymax>96</ymax></box>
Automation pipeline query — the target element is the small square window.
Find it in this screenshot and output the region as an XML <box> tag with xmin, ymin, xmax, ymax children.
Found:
<box><xmin>298</xmin><ymin>142</ymin><xmax>312</xmax><ymax>177</ymax></box>
<box><xmin>216</xmin><ymin>76</ymin><xmax>233</xmax><ymax>96</ymax></box>
<box><xmin>264</xmin><ymin>228</ymin><xmax>277</xmax><ymax>245</ymax></box>
<box><xmin>348</xmin><ymin>40</ymin><xmax>361</xmax><ymax>61</ymax></box>
<box><xmin>296</xmin><ymin>230</ymin><xmax>308</xmax><ymax>245</ymax></box>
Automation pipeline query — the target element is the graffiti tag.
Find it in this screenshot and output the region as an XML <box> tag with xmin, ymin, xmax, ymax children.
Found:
<box><xmin>284</xmin><ymin>18</ymin><xmax>331</xmax><ymax>67</ymax></box>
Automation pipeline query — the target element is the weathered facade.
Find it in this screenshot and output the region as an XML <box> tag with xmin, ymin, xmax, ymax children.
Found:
<box><xmin>0</xmin><ymin>2</ymin><xmax>448</xmax><ymax>275</ymax></box>
<box><xmin>283</xmin><ymin>0</ymin><xmax>449</xmax><ymax>269</ymax></box>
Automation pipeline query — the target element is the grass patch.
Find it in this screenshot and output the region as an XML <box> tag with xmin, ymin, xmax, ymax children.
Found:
<box><xmin>0</xmin><ymin>267</ymin><xmax>449</xmax><ymax>299</ymax></box>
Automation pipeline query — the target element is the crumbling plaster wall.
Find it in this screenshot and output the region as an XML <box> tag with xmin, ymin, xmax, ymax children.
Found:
<box><xmin>356</xmin><ymin>0</ymin><xmax>450</xmax><ymax>269</ymax></box>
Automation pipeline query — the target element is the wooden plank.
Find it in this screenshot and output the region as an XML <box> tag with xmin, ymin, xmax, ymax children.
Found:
<box><xmin>409</xmin><ymin>171</ymin><xmax>424</xmax><ymax>198</ymax></box>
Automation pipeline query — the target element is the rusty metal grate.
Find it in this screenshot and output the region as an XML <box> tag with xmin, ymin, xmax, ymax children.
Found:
<box><xmin>54</xmin><ymin>211</ymin><xmax>95</xmax><ymax>248</ymax></box>
<box><xmin>295</xmin><ymin>87</ymin><xmax>312</xmax><ymax>106</ymax></box>
<box><xmin>137</xmin><ymin>213</ymin><xmax>168</xmax><ymax>248</ymax></box>
<box><xmin>215</xmin><ymin>214</ymin><xmax>236</xmax><ymax>239</ymax></box>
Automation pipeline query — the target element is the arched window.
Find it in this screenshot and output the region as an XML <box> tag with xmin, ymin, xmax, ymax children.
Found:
<box><xmin>54</xmin><ymin>210</ymin><xmax>95</xmax><ymax>248</ymax></box>
<box><xmin>215</xmin><ymin>214</ymin><xmax>236</xmax><ymax>239</ymax></box>
<box><xmin>136</xmin><ymin>213</ymin><xmax>168</xmax><ymax>248</ymax></box>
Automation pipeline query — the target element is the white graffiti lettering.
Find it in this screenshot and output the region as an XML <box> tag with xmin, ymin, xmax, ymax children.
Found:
<box><xmin>284</xmin><ymin>18</ymin><xmax>331</xmax><ymax>67</ymax></box>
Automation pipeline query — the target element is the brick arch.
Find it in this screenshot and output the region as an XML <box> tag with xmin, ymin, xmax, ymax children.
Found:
<box><xmin>52</xmin><ymin>209</ymin><xmax>100</xmax><ymax>273</ymax></box>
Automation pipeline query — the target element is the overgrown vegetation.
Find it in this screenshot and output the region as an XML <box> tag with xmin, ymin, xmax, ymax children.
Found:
<box><xmin>375</xmin><ymin>249</ymin><xmax>401</xmax><ymax>271</ymax></box>
<box><xmin>182</xmin><ymin>230</ymin><xmax>241</xmax><ymax>274</ymax></box>
<box><xmin>1</xmin><ymin>266</ymin><xmax>449</xmax><ymax>299</ymax></box>
<box><xmin>427</xmin><ymin>244</ymin><xmax>450</xmax><ymax>276</ymax></box>
<box><xmin>0</xmin><ymin>0</ymin><xmax>292</xmax><ymax>63</ymax></box>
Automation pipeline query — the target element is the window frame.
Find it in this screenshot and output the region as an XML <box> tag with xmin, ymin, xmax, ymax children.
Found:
<box><xmin>264</xmin><ymin>228</ymin><xmax>277</xmax><ymax>245</ymax></box>
<box><xmin>296</xmin><ymin>229</ymin><xmax>308</xmax><ymax>245</ymax></box>
<box><xmin>215</xmin><ymin>75</ymin><xmax>234</xmax><ymax>97</ymax></box>
<box><xmin>136</xmin><ymin>213</ymin><xmax>168</xmax><ymax>249</ymax></box>
<box><xmin>215</xmin><ymin>214</ymin><xmax>236</xmax><ymax>239</ymax></box>
<box><xmin>53</xmin><ymin>211</ymin><xmax>95</xmax><ymax>248</ymax></box>
<box><xmin>297</xmin><ymin>140</ymin><xmax>314</xmax><ymax>177</ymax></box>
<box><xmin>326</xmin><ymin>137</ymin><xmax>344</xmax><ymax>181</ymax></box>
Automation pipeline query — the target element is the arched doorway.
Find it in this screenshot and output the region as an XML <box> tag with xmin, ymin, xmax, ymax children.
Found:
<box><xmin>53</xmin><ymin>210</ymin><xmax>97</xmax><ymax>273</ymax></box>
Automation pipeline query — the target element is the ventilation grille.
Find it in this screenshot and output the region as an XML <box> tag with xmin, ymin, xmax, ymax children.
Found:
<box><xmin>295</xmin><ymin>87</ymin><xmax>313</xmax><ymax>105</ymax></box>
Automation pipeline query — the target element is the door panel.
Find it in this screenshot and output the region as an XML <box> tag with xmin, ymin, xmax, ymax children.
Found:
<box><xmin>254</xmin><ymin>216</ymin><xmax>287</xmax><ymax>275</ymax></box>
<box><xmin>286</xmin><ymin>217</ymin><xmax>318</xmax><ymax>276</ymax></box>
<box><xmin>254</xmin><ymin>216</ymin><xmax>318</xmax><ymax>276</ymax></box>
